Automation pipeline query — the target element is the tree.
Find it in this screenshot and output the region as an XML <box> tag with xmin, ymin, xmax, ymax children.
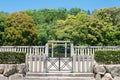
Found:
<box><xmin>56</xmin><ymin>12</ymin><xmax>90</xmax><ymax>45</ymax></box>
<box><xmin>56</xmin><ymin>11</ymin><xmax>106</xmax><ymax>46</ymax></box>
<box><xmin>92</xmin><ymin>7</ymin><xmax>120</xmax><ymax>45</ymax></box>
<box><xmin>24</xmin><ymin>8</ymin><xmax>68</xmax><ymax>25</ymax></box>
<box><xmin>69</xmin><ymin>8</ymin><xmax>85</xmax><ymax>15</ymax></box>
<box><xmin>3</xmin><ymin>12</ymin><xmax>38</xmax><ymax>46</ymax></box>
<box><xmin>93</xmin><ymin>7</ymin><xmax>120</xmax><ymax>26</ymax></box>
<box><xmin>0</xmin><ymin>12</ymin><xmax>6</xmax><ymax>45</ymax></box>
<box><xmin>24</xmin><ymin>8</ymin><xmax>68</xmax><ymax>45</ymax></box>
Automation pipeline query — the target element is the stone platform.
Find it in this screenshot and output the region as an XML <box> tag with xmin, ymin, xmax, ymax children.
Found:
<box><xmin>25</xmin><ymin>72</ymin><xmax>95</xmax><ymax>80</ymax></box>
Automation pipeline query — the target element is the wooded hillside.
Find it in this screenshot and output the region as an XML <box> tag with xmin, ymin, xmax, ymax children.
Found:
<box><xmin>0</xmin><ymin>7</ymin><xmax>120</xmax><ymax>46</ymax></box>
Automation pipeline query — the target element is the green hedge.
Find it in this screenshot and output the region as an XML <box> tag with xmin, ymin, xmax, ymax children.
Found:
<box><xmin>0</xmin><ymin>52</ymin><xmax>26</xmax><ymax>64</ymax></box>
<box><xmin>94</xmin><ymin>50</ymin><xmax>120</xmax><ymax>64</ymax></box>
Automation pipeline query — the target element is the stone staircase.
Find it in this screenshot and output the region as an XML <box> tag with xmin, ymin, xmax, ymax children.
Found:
<box><xmin>25</xmin><ymin>72</ymin><xmax>95</xmax><ymax>80</ymax></box>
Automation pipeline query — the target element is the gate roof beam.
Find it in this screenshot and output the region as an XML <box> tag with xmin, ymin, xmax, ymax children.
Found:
<box><xmin>48</xmin><ymin>41</ymin><xmax>71</xmax><ymax>43</ymax></box>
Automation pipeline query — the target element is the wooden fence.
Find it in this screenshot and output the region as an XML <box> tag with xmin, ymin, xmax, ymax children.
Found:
<box><xmin>0</xmin><ymin>44</ymin><xmax>48</xmax><ymax>73</ymax></box>
<box><xmin>0</xmin><ymin>44</ymin><xmax>120</xmax><ymax>73</ymax></box>
<box><xmin>71</xmin><ymin>44</ymin><xmax>120</xmax><ymax>73</ymax></box>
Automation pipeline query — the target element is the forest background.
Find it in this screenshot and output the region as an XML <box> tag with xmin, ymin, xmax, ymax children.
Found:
<box><xmin>0</xmin><ymin>7</ymin><xmax>120</xmax><ymax>46</ymax></box>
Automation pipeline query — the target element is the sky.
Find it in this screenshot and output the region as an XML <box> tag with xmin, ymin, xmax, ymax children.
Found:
<box><xmin>0</xmin><ymin>0</ymin><xmax>120</xmax><ymax>13</ymax></box>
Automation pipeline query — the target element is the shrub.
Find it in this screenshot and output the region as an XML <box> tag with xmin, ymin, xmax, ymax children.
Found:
<box><xmin>0</xmin><ymin>52</ymin><xmax>26</xmax><ymax>64</ymax></box>
<box><xmin>94</xmin><ymin>50</ymin><xmax>120</xmax><ymax>64</ymax></box>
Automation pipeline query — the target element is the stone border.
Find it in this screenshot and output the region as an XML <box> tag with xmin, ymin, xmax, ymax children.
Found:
<box><xmin>0</xmin><ymin>63</ymin><xmax>26</xmax><ymax>80</ymax></box>
<box><xmin>93</xmin><ymin>64</ymin><xmax>120</xmax><ymax>80</ymax></box>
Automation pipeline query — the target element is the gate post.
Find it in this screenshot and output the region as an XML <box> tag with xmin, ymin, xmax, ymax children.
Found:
<box><xmin>71</xmin><ymin>43</ymin><xmax>76</xmax><ymax>72</ymax></box>
<box><xmin>45</xmin><ymin>43</ymin><xmax>48</xmax><ymax>56</ymax></box>
<box><xmin>72</xmin><ymin>55</ymin><xmax>76</xmax><ymax>73</ymax></box>
<box><xmin>25</xmin><ymin>54</ymin><xmax>29</xmax><ymax>72</ymax></box>
<box><xmin>43</xmin><ymin>54</ymin><xmax>47</xmax><ymax>73</ymax></box>
<box><xmin>71</xmin><ymin>43</ymin><xmax>74</xmax><ymax>57</ymax></box>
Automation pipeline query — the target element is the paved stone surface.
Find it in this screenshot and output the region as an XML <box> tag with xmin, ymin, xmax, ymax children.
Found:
<box><xmin>25</xmin><ymin>72</ymin><xmax>95</xmax><ymax>80</ymax></box>
<box><xmin>26</xmin><ymin>72</ymin><xmax>94</xmax><ymax>77</ymax></box>
<box><xmin>25</xmin><ymin>77</ymin><xmax>95</xmax><ymax>80</ymax></box>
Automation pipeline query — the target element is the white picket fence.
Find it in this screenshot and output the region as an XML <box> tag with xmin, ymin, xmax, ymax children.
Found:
<box><xmin>0</xmin><ymin>44</ymin><xmax>48</xmax><ymax>73</ymax></box>
<box><xmin>0</xmin><ymin>46</ymin><xmax>47</xmax><ymax>55</ymax></box>
<box><xmin>71</xmin><ymin>45</ymin><xmax>120</xmax><ymax>73</ymax></box>
<box><xmin>0</xmin><ymin>44</ymin><xmax>120</xmax><ymax>73</ymax></box>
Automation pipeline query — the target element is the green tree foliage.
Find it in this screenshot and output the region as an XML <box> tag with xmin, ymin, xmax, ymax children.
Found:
<box><xmin>24</xmin><ymin>8</ymin><xmax>68</xmax><ymax>45</ymax></box>
<box><xmin>37</xmin><ymin>23</ymin><xmax>56</xmax><ymax>45</ymax></box>
<box><xmin>0</xmin><ymin>7</ymin><xmax>120</xmax><ymax>46</ymax></box>
<box><xmin>24</xmin><ymin>8</ymin><xmax>68</xmax><ymax>25</ymax></box>
<box><xmin>0</xmin><ymin>12</ymin><xmax>6</xmax><ymax>45</ymax></box>
<box><xmin>92</xmin><ymin>7</ymin><xmax>120</xmax><ymax>45</ymax></box>
<box><xmin>69</xmin><ymin>8</ymin><xmax>85</xmax><ymax>15</ymax></box>
<box><xmin>56</xmin><ymin>7</ymin><xmax>120</xmax><ymax>46</ymax></box>
<box><xmin>3</xmin><ymin>12</ymin><xmax>38</xmax><ymax>45</ymax></box>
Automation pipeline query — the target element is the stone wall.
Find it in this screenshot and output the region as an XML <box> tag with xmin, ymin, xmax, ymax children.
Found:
<box><xmin>93</xmin><ymin>64</ymin><xmax>120</xmax><ymax>80</ymax></box>
<box><xmin>0</xmin><ymin>63</ymin><xmax>120</xmax><ymax>80</ymax></box>
<box><xmin>0</xmin><ymin>63</ymin><xmax>26</xmax><ymax>80</ymax></box>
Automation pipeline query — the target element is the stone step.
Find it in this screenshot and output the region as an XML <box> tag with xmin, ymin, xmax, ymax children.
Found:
<box><xmin>26</xmin><ymin>72</ymin><xmax>95</xmax><ymax>80</ymax></box>
<box><xmin>26</xmin><ymin>72</ymin><xmax>94</xmax><ymax>77</ymax></box>
<box><xmin>25</xmin><ymin>76</ymin><xmax>95</xmax><ymax>80</ymax></box>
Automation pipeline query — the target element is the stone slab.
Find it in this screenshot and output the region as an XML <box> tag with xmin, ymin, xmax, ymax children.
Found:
<box><xmin>26</xmin><ymin>72</ymin><xmax>95</xmax><ymax>80</ymax></box>
<box><xmin>26</xmin><ymin>72</ymin><xmax>94</xmax><ymax>77</ymax></box>
<box><xmin>25</xmin><ymin>77</ymin><xmax>95</xmax><ymax>80</ymax></box>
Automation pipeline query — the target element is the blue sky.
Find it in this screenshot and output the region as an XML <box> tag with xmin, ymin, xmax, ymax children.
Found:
<box><xmin>0</xmin><ymin>0</ymin><xmax>120</xmax><ymax>13</ymax></box>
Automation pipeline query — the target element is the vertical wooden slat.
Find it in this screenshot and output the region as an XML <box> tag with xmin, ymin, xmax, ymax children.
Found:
<box><xmin>25</xmin><ymin>54</ymin><xmax>28</xmax><ymax>72</ymax></box>
<box><xmin>29</xmin><ymin>55</ymin><xmax>33</xmax><ymax>72</ymax></box>
<box><xmin>24</xmin><ymin>47</ymin><xmax>26</xmax><ymax>53</ymax></box>
<box><xmin>72</xmin><ymin>55</ymin><xmax>76</xmax><ymax>72</ymax></box>
<box><xmin>86</xmin><ymin>48</ymin><xmax>89</xmax><ymax>72</ymax></box>
<box><xmin>39</xmin><ymin>55</ymin><xmax>41</xmax><ymax>72</ymax></box>
<box><xmin>52</xmin><ymin>43</ymin><xmax>54</xmax><ymax>57</ymax></box>
<box><xmin>78</xmin><ymin>54</ymin><xmax>80</xmax><ymax>72</ymax></box>
<box><xmin>30</xmin><ymin>47</ymin><xmax>32</xmax><ymax>55</ymax></box>
<box><xmin>65</xmin><ymin>42</ymin><xmax>67</xmax><ymax>57</ymax></box>
<box><xmin>82</xmin><ymin>48</ymin><xmax>85</xmax><ymax>72</ymax></box>
<box><xmin>34</xmin><ymin>55</ymin><xmax>37</xmax><ymax>72</ymax></box>
<box><xmin>89</xmin><ymin>48</ymin><xmax>92</xmax><ymax>73</ymax></box>
<box><xmin>79</xmin><ymin>48</ymin><xmax>82</xmax><ymax>72</ymax></box>
<box><xmin>42</xmin><ymin>48</ymin><xmax>45</xmax><ymax>56</ymax></box>
<box><xmin>91</xmin><ymin>53</ymin><xmax>94</xmax><ymax>72</ymax></box>
<box><xmin>34</xmin><ymin>47</ymin><xmax>36</xmax><ymax>55</ymax></box>
<box><xmin>43</xmin><ymin>54</ymin><xmax>46</xmax><ymax>72</ymax></box>
<box><xmin>78</xmin><ymin>48</ymin><xmax>79</xmax><ymax>55</ymax></box>
<box><xmin>40</xmin><ymin>48</ymin><xmax>42</xmax><ymax>56</ymax></box>
<box><xmin>33</xmin><ymin>47</ymin><xmax>35</xmax><ymax>55</ymax></box>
